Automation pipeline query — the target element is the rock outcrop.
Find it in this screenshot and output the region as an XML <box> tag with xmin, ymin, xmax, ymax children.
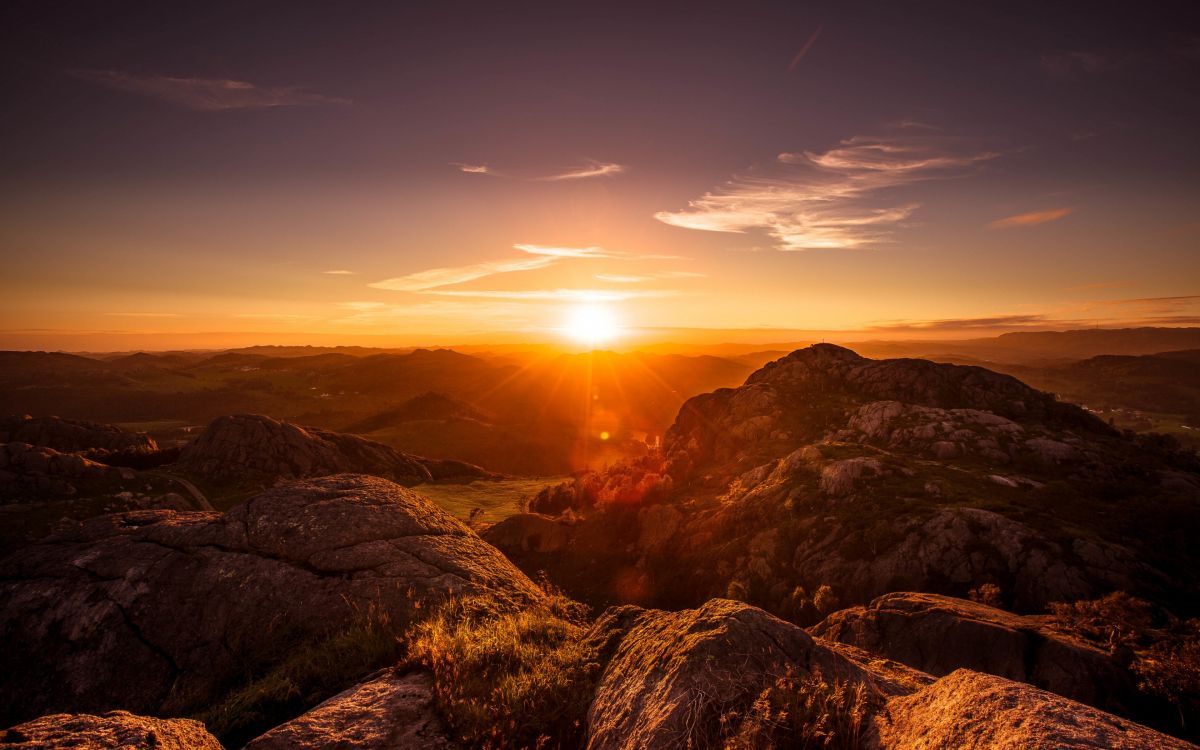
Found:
<box><xmin>0</xmin><ymin>415</ymin><xmax>157</xmax><ymax>455</ymax></box>
<box><xmin>533</xmin><ymin>344</ymin><xmax>1199</xmax><ymax>616</ymax></box>
<box><xmin>174</xmin><ymin>414</ymin><xmax>490</xmax><ymax>485</ymax></box>
<box><xmin>0</xmin><ymin>474</ymin><xmax>542</xmax><ymax>725</ymax></box>
<box><xmin>874</xmin><ymin>669</ymin><xmax>1194</xmax><ymax>750</ymax></box>
<box><xmin>0</xmin><ymin>710</ymin><xmax>222</xmax><ymax>750</ymax></box>
<box><xmin>584</xmin><ymin>599</ymin><xmax>923</xmax><ymax>750</ymax></box>
<box><xmin>481</xmin><ymin>512</ymin><xmax>574</xmax><ymax>553</ymax></box>
<box><xmin>0</xmin><ymin>442</ymin><xmax>128</xmax><ymax>501</ymax></box>
<box><xmin>812</xmin><ymin>592</ymin><xmax>1141</xmax><ymax>717</ymax></box>
<box><xmin>243</xmin><ymin>668</ymin><xmax>460</xmax><ymax>750</ymax></box>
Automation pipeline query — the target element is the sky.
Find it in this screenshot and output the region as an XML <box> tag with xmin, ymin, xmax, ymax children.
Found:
<box><xmin>1</xmin><ymin>0</ymin><xmax>1198</xmax><ymax>350</ymax></box>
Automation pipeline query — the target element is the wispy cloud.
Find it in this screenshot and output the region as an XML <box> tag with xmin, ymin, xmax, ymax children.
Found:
<box><xmin>368</xmin><ymin>256</ymin><xmax>556</xmax><ymax>292</ymax></box>
<box><xmin>987</xmin><ymin>207</ymin><xmax>1073</xmax><ymax>229</ymax></box>
<box><xmin>655</xmin><ymin>130</ymin><xmax>997</xmax><ymax>250</ymax></box>
<box><xmin>73</xmin><ymin>70</ymin><xmax>349</xmax><ymax>111</ymax></box>
<box><xmin>322</xmin><ymin>269</ymin><xmax>358</xmax><ymax>275</ymax></box>
<box><xmin>104</xmin><ymin>312</ymin><xmax>182</xmax><ymax>318</ymax></box>
<box><xmin>453</xmin><ymin>159</ymin><xmax>626</xmax><ymax>181</ymax></box>
<box><xmin>868</xmin><ymin>314</ymin><xmax>1049</xmax><ymax>332</ymax></box>
<box><xmin>369</xmin><ymin>243</ymin><xmax>692</xmax><ymax>297</ymax></box>
<box><xmin>788</xmin><ymin>25</ymin><xmax>823</xmax><ymax>71</ymax></box>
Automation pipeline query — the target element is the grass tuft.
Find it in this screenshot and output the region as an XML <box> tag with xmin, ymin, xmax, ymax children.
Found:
<box><xmin>405</xmin><ymin>586</ymin><xmax>601</xmax><ymax>749</ymax></box>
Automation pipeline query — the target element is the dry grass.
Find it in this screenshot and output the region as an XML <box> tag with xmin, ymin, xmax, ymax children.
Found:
<box><xmin>405</xmin><ymin>588</ymin><xmax>601</xmax><ymax>749</ymax></box>
<box><xmin>722</xmin><ymin>669</ymin><xmax>876</xmax><ymax>750</ymax></box>
<box><xmin>190</xmin><ymin>604</ymin><xmax>405</xmax><ymax>747</ymax></box>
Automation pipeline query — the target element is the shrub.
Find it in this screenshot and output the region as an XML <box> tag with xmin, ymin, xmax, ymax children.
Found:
<box><xmin>1132</xmin><ymin>621</ymin><xmax>1200</xmax><ymax>732</ymax></box>
<box><xmin>723</xmin><ymin>668</ymin><xmax>877</xmax><ymax>750</ymax></box>
<box><xmin>812</xmin><ymin>585</ymin><xmax>839</xmax><ymax>616</ymax></box>
<box><xmin>968</xmin><ymin>583</ymin><xmax>1003</xmax><ymax>608</ymax></box>
<box><xmin>405</xmin><ymin>590</ymin><xmax>601</xmax><ymax>749</ymax></box>
<box><xmin>1049</xmin><ymin>591</ymin><xmax>1155</xmax><ymax>651</ymax></box>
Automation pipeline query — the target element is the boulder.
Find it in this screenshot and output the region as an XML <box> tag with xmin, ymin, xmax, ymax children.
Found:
<box><xmin>481</xmin><ymin>512</ymin><xmax>573</xmax><ymax>553</ymax></box>
<box><xmin>243</xmin><ymin>668</ymin><xmax>460</xmax><ymax>750</ymax></box>
<box><xmin>874</xmin><ymin>669</ymin><xmax>1194</xmax><ymax>749</ymax></box>
<box><xmin>0</xmin><ymin>710</ymin><xmax>221</xmax><ymax>750</ymax></box>
<box><xmin>812</xmin><ymin>592</ymin><xmax>1140</xmax><ymax>716</ymax></box>
<box><xmin>0</xmin><ymin>442</ymin><xmax>122</xmax><ymax>501</ymax></box>
<box><xmin>0</xmin><ymin>415</ymin><xmax>157</xmax><ymax>454</ymax></box>
<box><xmin>584</xmin><ymin>598</ymin><xmax>919</xmax><ymax>750</ymax></box>
<box><xmin>0</xmin><ymin>474</ymin><xmax>542</xmax><ymax>725</ymax></box>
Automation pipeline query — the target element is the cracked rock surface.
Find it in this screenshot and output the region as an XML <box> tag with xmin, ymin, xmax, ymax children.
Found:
<box><xmin>0</xmin><ymin>473</ymin><xmax>542</xmax><ymax>725</ymax></box>
<box><xmin>0</xmin><ymin>710</ymin><xmax>222</xmax><ymax>750</ymax></box>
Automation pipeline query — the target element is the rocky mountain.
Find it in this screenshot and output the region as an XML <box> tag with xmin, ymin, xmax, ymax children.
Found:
<box><xmin>507</xmin><ymin>344</ymin><xmax>1200</xmax><ymax>617</ymax></box>
<box><xmin>174</xmin><ymin>414</ymin><xmax>493</xmax><ymax>487</ymax></box>
<box><xmin>0</xmin><ymin>474</ymin><xmax>541</xmax><ymax>729</ymax></box>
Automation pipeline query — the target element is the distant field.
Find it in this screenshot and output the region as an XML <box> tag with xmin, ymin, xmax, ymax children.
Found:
<box><xmin>414</xmin><ymin>477</ymin><xmax>567</xmax><ymax>525</ymax></box>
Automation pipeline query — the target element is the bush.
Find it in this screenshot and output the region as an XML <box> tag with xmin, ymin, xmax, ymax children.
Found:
<box><xmin>968</xmin><ymin>583</ymin><xmax>1003</xmax><ymax>608</ymax></box>
<box><xmin>405</xmin><ymin>590</ymin><xmax>601</xmax><ymax>749</ymax></box>
<box><xmin>1132</xmin><ymin>621</ymin><xmax>1200</xmax><ymax>732</ymax></box>
<box><xmin>1049</xmin><ymin>591</ymin><xmax>1155</xmax><ymax>650</ymax></box>
<box><xmin>723</xmin><ymin>668</ymin><xmax>877</xmax><ymax>750</ymax></box>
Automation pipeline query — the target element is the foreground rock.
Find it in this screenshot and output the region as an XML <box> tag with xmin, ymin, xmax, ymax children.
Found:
<box><xmin>0</xmin><ymin>710</ymin><xmax>221</xmax><ymax>750</ymax></box>
<box><xmin>174</xmin><ymin>413</ymin><xmax>491</xmax><ymax>485</ymax></box>
<box><xmin>0</xmin><ymin>474</ymin><xmax>541</xmax><ymax>726</ymax></box>
<box><xmin>244</xmin><ymin>669</ymin><xmax>460</xmax><ymax>750</ymax></box>
<box><xmin>0</xmin><ymin>415</ymin><xmax>157</xmax><ymax>455</ymax></box>
<box><xmin>812</xmin><ymin>592</ymin><xmax>1142</xmax><ymax>718</ymax></box>
<box><xmin>581</xmin><ymin>598</ymin><xmax>1187</xmax><ymax>749</ymax></box>
<box><xmin>585</xmin><ymin>598</ymin><xmax>925</xmax><ymax>750</ymax></box>
<box><xmin>874</xmin><ymin>669</ymin><xmax>1195</xmax><ymax>749</ymax></box>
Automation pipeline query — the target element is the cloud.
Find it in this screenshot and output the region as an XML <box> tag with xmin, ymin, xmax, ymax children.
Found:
<box><xmin>322</xmin><ymin>269</ymin><xmax>358</xmax><ymax>275</ymax></box>
<box><xmin>987</xmin><ymin>207</ymin><xmax>1073</xmax><ymax>229</ymax></box>
<box><xmin>867</xmin><ymin>314</ymin><xmax>1049</xmax><ymax>332</ymax></box>
<box><xmin>545</xmin><ymin>161</ymin><xmax>626</xmax><ymax>180</ymax></box>
<box><xmin>370</xmin><ymin>243</ymin><xmax>693</xmax><ymax>295</ymax></box>
<box><xmin>368</xmin><ymin>256</ymin><xmax>556</xmax><ymax>292</ymax></box>
<box><xmin>104</xmin><ymin>312</ymin><xmax>182</xmax><ymax>318</ymax></box>
<box><xmin>655</xmin><ymin>130</ymin><xmax>997</xmax><ymax>250</ymax></box>
<box><xmin>788</xmin><ymin>26</ymin><xmax>823</xmax><ymax>71</ymax></box>
<box><xmin>453</xmin><ymin>159</ymin><xmax>626</xmax><ymax>181</ymax></box>
<box><xmin>73</xmin><ymin>70</ymin><xmax>349</xmax><ymax>111</ymax></box>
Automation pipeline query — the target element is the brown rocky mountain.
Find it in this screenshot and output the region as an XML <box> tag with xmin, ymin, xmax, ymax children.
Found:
<box><xmin>0</xmin><ymin>474</ymin><xmax>541</xmax><ymax>729</ymax></box>
<box><xmin>174</xmin><ymin>414</ymin><xmax>493</xmax><ymax>486</ymax></box>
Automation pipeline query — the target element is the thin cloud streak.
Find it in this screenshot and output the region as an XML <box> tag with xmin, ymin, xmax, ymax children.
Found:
<box><xmin>655</xmin><ymin>130</ymin><xmax>997</xmax><ymax>250</ymax></box>
<box><xmin>453</xmin><ymin>160</ymin><xmax>626</xmax><ymax>181</ymax></box>
<box><xmin>322</xmin><ymin>269</ymin><xmax>358</xmax><ymax>275</ymax></box>
<box><xmin>368</xmin><ymin>256</ymin><xmax>556</xmax><ymax>292</ymax></box>
<box><xmin>369</xmin><ymin>244</ymin><xmax>692</xmax><ymax>294</ymax></box>
<box><xmin>73</xmin><ymin>70</ymin><xmax>349</xmax><ymax>111</ymax></box>
<box><xmin>987</xmin><ymin>207</ymin><xmax>1073</xmax><ymax>229</ymax></box>
<box><xmin>788</xmin><ymin>25</ymin><xmax>824</xmax><ymax>71</ymax></box>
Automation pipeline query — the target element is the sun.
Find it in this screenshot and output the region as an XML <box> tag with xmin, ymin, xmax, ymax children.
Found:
<box><xmin>563</xmin><ymin>304</ymin><xmax>622</xmax><ymax>347</ymax></box>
